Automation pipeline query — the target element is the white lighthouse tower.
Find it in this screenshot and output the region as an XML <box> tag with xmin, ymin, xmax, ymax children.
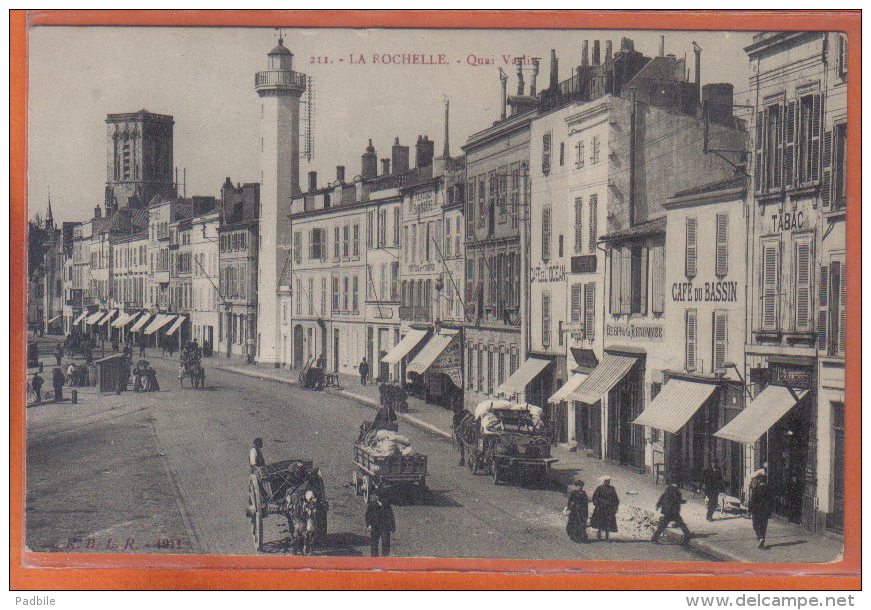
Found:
<box><xmin>255</xmin><ymin>35</ymin><xmax>306</xmax><ymax>364</ymax></box>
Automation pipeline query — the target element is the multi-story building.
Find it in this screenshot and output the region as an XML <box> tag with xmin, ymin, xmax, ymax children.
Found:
<box><xmin>168</xmin><ymin>216</ymin><xmax>193</xmax><ymax>347</ymax></box>
<box><xmin>190</xmin><ymin>208</ymin><xmax>221</xmax><ymax>353</ymax></box>
<box><xmin>715</xmin><ymin>31</ymin><xmax>849</xmax><ymax>533</ymax></box>
<box><xmin>38</xmin><ymin>202</ymin><xmax>68</xmax><ymax>335</ymax></box>
<box><xmin>69</xmin><ymin>220</ymin><xmax>93</xmax><ymax>330</ymax></box>
<box><xmin>108</xmin><ymin>230</ymin><xmax>148</xmax><ymax>342</ymax></box>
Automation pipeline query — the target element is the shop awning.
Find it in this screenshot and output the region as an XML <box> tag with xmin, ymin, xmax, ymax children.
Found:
<box><xmin>407</xmin><ymin>329</ymin><xmax>459</xmax><ymax>375</ymax></box>
<box><xmin>165</xmin><ymin>315</ymin><xmax>186</xmax><ymax>336</ymax></box>
<box><xmin>85</xmin><ymin>311</ymin><xmax>105</xmax><ymax>325</ymax></box>
<box><xmin>632</xmin><ymin>379</ymin><xmax>718</xmax><ymax>433</ymax></box>
<box><xmin>144</xmin><ymin>314</ymin><xmax>176</xmax><ymax>335</ymax></box>
<box><xmin>111</xmin><ymin>311</ymin><xmax>137</xmax><ymax>328</ymax></box>
<box><xmin>714</xmin><ymin>385</ymin><xmax>809</xmax><ymax>444</ymax></box>
<box><xmin>47</xmin><ymin>314</ymin><xmax>62</xmax><ymax>325</ymax></box>
<box><xmin>567</xmin><ymin>352</ymin><xmax>639</xmax><ymax>404</ymax></box>
<box><xmin>97</xmin><ymin>309</ymin><xmax>118</xmax><ymax>326</ymax></box>
<box><xmin>495</xmin><ymin>357</ymin><xmax>551</xmax><ymax>397</ymax></box>
<box><xmin>130</xmin><ymin>312</ymin><xmax>153</xmax><ymax>333</ymax></box>
<box><xmin>381</xmin><ymin>328</ymin><xmax>428</xmax><ymax>364</ymax></box>
<box><xmin>547</xmin><ymin>373</ymin><xmax>589</xmax><ymax>404</ymax></box>
<box><xmin>73</xmin><ymin>312</ymin><xmax>89</xmax><ymax>325</ymax></box>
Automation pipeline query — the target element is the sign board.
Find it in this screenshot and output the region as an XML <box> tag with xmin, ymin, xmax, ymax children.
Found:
<box><xmin>429</xmin><ymin>333</ymin><xmax>463</xmax><ymax>388</ymax></box>
<box><xmin>530</xmin><ymin>263</ymin><xmax>566</xmax><ymax>283</ymax></box>
<box><xmin>571</xmin><ymin>255</ymin><xmax>597</xmax><ymax>274</ymax></box>
<box><xmin>769</xmin><ymin>364</ymin><xmax>813</xmax><ymax>390</ymax></box>
<box><xmin>605</xmin><ymin>322</ymin><xmax>664</xmax><ymax>342</ymax></box>
<box><xmin>672</xmin><ymin>280</ymin><xmax>739</xmax><ymax>303</ymax></box>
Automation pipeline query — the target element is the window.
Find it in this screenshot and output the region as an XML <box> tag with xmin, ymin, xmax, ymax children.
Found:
<box><xmin>296</xmin><ymin>279</ymin><xmax>302</xmax><ymax>314</ymax></box>
<box><xmin>685</xmin><ymin>309</ymin><xmax>697</xmax><ymax>372</ymax></box>
<box><xmin>712</xmin><ymin>311</ymin><xmax>727</xmax><ymax>371</ymax></box>
<box><xmin>685</xmin><ymin>217</ymin><xmax>697</xmax><ymax>278</ymax></box>
<box><xmin>838</xmin><ymin>33</ymin><xmax>848</xmax><ymax>77</ymax></box>
<box><xmin>559</xmin><ymin>142</ymin><xmax>565</xmax><ymax>166</ymax></box>
<box><xmin>468</xmin><ymin>347</ymin><xmax>474</xmax><ymax>389</ymax></box>
<box><xmin>425</xmin><ymin>223</ymin><xmax>431</xmax><ymax>261</ymax></box>
<box><xmin>353</xmin><ymin>276</ymin><xmax>359</xmax><ymax>311</ymax></box>
<box><xmin>558</xmin><ymin>235</ymin><xmax>564</xmax><ymax>258</ymax></box>
<box><xmin>477</xmin><ymin>348</ymin><xmax>483</xmax><ymax>392</ymax></box>
<box><xmin>571</xmin><ymin>283</ymin><xmax>582</xmax><ymax>325</ymax></box>
<box><xmin>403</xmin><ymin>226</ymin><xmax>409</xmax><ymax>262</ymax></box>
<box><xmin>510</xmin><ymin>163</ymin><xmax>521</xmax><ymax>229</ymax></box>
<box><xmin>352</xmin><ymin>224</ymin><xmax>359</xmax><ymax>257</ymax></box>
<box><xmin>390</xmin><ymin>262</ymin><xmax>399</xmax><ymax>300</ymax></box>
<box><xmin>798</xmin><ymin>92</ymin><xmax>822</xmax><ymax>185</ymax></box>
<box><xmin>541</xmin><ymin>207</ymin><xmax>551</xmax><ymax>262</ymax></box>
<box><xmin>761</xmin><ymin>240</ymin><xmax>780</xmax><ymax>331</ymax></box>
<box><xmin>629</xmin><ymin>246</ymin><xmax>647</xmax><ymax>315</ymax></box>
<box><xmin>455</xmin><ymin>216</ymin><xmax>462</xmax><ymax>255</ymax></box>
<box><xmin>411</xmin><ymin>225</ymin><xmax>417</xmax><ymax>262</ymax></box>
<box><xmin>584</xmin><ymin>282</ymin><xmax>595</xmax><ymax>341</ymax></box>
<box><xmin>310</xmin><ymin>228</ymin><xmax>324</xmax><ymax>260</ymax></box>
<box><xmin>467</xmin><ymin>177</ymin><xmax>476</xmax><ymax>234</ymax></box>
<box><xmin>487</xmin><ymin>350</ymin><xmax>494</xmax><ymax>394</ymax></box>
<box><xmin>334</xmin><ymin>227</ymin><xmax>340</xmax><ymax>259</ymax></box>
<box><xmin>651</xmin><ymin>244</ymin><xmax>665</xmax><ymax>315</ymax></box>
<box><xmin>445</xmin><ymin>216</ymin><xmax>452</xmax><ymax>257</ymax></box>
<box><xmin>332</xmin><ymin>276</ymin><xmax>339</xmax><ymax>310</ymax></box>
<box><xmin>794</xmin><ymin>239</ymin><xmax>812</xmax><ymax>331</ymax></box>
<box><xmin>574</xmin><ymin>197</ymin><xmax>583</xmax><ymax>253</ymax></box>
<box><xmin>819</xmin><ymin>259</ymin><xmax>845</xmax><ymax>356</ymax></box>
<box><xmin>827</xmin><ymin>123</ymin><xmax>847</xmax><ymax>211</ymax></box>
<box><xmin>542</xmin><ymin>291</ymin><xmax>551</xmax><ymax>347</ymax></box>
<box><xmin>498</xmin><ymin>351</ymin><xmax>505</xmax><ymax>386</ymax></box>
<box><xmin>367</xmin><ymin>211</ymin><xmax>374</xmax><ymax>248</ymax></box>
<box><xmin>294</xmin><ymin>232</ymin><xmax>303</xmax><ymax>263</ymax></box>
<box><xmin>343</xmin><ymin>225</ymin><xmax>350</xmax><ymax>258</ymax></box>
<box><xmin>575</xmin><ymin>140</ymin><xmax>585</xmax><ymax>168</ymax></box>
<box><xmin>591</xmin><ymin>135</ymin><xmax>600</xmax><ymax>164</ymax></box>
<box><xmin>610</xmin><ymin>247</ymin><xmax>622</xmax><ymax>315</ymax></box>
<box><xmin>588</xmin><ymin>195</ymin><xmax>598</xmax><ymax>253</ymax></box>
<box><xmin>765</xmin><ymin>103</ymin><xmax>783</xmax><ymax>190</ymax></box>
<box><xmin>343</xmin><ymin>276</ymin><xmax>349</xmax><ymax>311</ymax></box>
<box><xmin>308</xmin><ymin>278</ymin><xmax>314</xmax><ymax>315</ymax></box>
<box><xmin>715</xmin><ymin>213</ymin><xmax>728</xmax><ymax>277</ymax></box>
<box><xmin>542</xmin><ymin>131</ymin><xmax>552</xmax><ymax>175</ymax></box>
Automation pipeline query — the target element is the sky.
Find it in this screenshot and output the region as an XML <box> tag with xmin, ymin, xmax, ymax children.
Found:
<box><xmin>28</xmin><ymin>26</ymin><xmax>757</xmax><ymax>224</ymax></box>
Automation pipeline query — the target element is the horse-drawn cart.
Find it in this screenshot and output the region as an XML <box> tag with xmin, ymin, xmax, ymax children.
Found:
<box><xmin>178</xmin><ymin>355</ymin><xmax>205</xmax><ymax>388</ymax></box>
<box><xmin>351</xmin><ymin>430</ymin><xmax>427</xmax><ymax>504</ymax></box>
<box><xmin>297</xmin><ymin>357</ymin><xmax>326</xmax><ymax>390</ymax></box>
<box><xmin>246</xmin><ymin>459</ymin><xmax>328</xmax><ymax>553</ymax></box>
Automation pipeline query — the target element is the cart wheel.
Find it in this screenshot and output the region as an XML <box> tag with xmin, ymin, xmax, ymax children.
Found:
<box><xmin>248</xmin><ymin>476</ymin><xmax>263</xmax><ymax>551</ymax></box>
<box><xmin>362</xmin><ymin>475</ymin><xmax>370</xmax><ymax>503</ymax></box>
<box><xmin>352</xmin><ymin>469</ymin><xmax>361</xmax><ymax>496</ymax></box>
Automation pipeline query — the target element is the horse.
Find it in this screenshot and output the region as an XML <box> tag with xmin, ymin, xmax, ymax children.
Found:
<box><xmin>285</xmin><ymin>488</ymin><xmax>322</xmax><ymax>555</ymax></box>
<box><xmin>452</xmin><ymin>409</ymin><xmax>475</xmax><ymax>467</ymax></box>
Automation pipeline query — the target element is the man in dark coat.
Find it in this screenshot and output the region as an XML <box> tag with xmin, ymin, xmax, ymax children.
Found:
<box><xmin>365</xmin><ymin>488</ymin><xmax>396</xmax><ymax>557</ymax></box>
<box><xmin>359</xmin><ymin>358</ymin><xmax>369</xmax><ymax>386</ymax></box>
<box><xmin>564</xmin><ymin>478</ymin><xmax>590</xmax><ymax>543</ymax></box>
<box><xmin>702</xmin><ymin>461</ymin><xmax>726</xmax><ymax>521</ymax></box>
<box><xmin>652</xmin><ymin>482</ymin><xmax>693</xmax><ymax>545</ymax></box>
<box><xmin>31</xmin><ymin>371</ymin><xmax>44</xmax><ymax>403</ymax></box>
<box><xmin>52</xmin><ymin>367</ymin><xmax>65</xmax><ymax>402</ymax></box>
<box><xmin>54</xmin><ymin>344</ymin><xmax>64</xmax><ymax>366</ymax></box>
<box><xmin>590</xmin><ymin>476</ymin><xmax>619</xmax><ymax>540</ymax></box>
<box><xmin>749</xmin><ymin>474</ymin><xmax>774</xmax><ymax>549</ymax></box>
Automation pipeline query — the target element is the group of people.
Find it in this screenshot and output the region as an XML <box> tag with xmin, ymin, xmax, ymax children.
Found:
<box><xmin>563</xmin><ymin>461</ymin><xmax>777</xmax><ymax>550</ymax></box>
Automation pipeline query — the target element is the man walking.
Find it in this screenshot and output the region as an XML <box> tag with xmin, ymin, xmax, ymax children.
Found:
<box><xmin>365</xmin><ymin>488</ymin><xmax>395</xmax><ymax>557</ymax></box>
<box><xmin>52</xmin><ymin>367</ymin><xmax>65</xmax><ymax>402</ymax></box>
<box><xmin>139</xmin><ymin>337</ymin><xmax>146</xmax><ymax>358</ymax></box>
<box><xmin>652</xmin><ymin>481</ymin><xmax>693</xmax><ymax>545</ymax></box>
<box><xmin>359</xmin><ymin>357</ymin><xmax>369</xmax><ymax>386</ymax></box>
<box><xmin>749</xmin><ymin>474</ymin><xmax>774</xmax><ymax>549</ymax></box>
<box><xmin>31</xmin><ymin>370</ymin><xmax>44</xmax><ymax>403</ymax></box>
<box><xmin>702</xmin><ymin>461</ymin><xmax>726</xmax><ymax>521</ymax></box>
<box><xmin>54</xmin><ymin>344</ymin><xmax>64</xmax><ymax>366</ymax></box>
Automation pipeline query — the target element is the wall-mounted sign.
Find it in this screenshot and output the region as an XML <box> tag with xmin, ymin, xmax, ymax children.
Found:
<box><xmin>412</xmin><ymin>190</ymin><xmax>435</xmax><ymax>213</ymax></box>
<box><xmin>770</xmin><ymin>364</ymin><xmax>813</xmax><ymax>390</ymax></box>
<box><xmin>407</xmin><ymin>262</ymin><xmax>438</xmax><ymax>273</ymax></box>
<box><xmin>671</xmin><ymin>280</ymin><xmax>739</xmax><ymax>303</ymax></box>
<box><xmin>530</xmin><ymin>264</ymin><xmax>566</xmax><ymax>283</ymax></box>
<box><xmin>770</xmin><ymin>210</ymin><xmax>805</xmax><ymax>233</ymax></box>
<box><xmin>571</xmin><ymin>255</ymin><xmax>598</xmax><ymax>274</ymax></box>
<box><xmin>429</xmin><ymin>333</ymin><xmax>463</xmax><ymax>388</ymax></box>
<box><xmin>605</xmin><ymin>323</ymin><xmax>664</xmax><ymax>342</ymax></box>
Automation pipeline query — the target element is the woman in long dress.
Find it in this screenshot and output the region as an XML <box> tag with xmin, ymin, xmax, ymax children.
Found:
<box><xmin>590</xmin><ymin>476</ymin><xmax>619</xmax><ymax>540</ymax></box>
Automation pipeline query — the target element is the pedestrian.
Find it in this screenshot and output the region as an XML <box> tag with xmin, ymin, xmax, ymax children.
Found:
<box><xmin>743</xmin><ymin>462</ymin><xmax>767</xmax><ymax>506</ymax></box>
<box><xmin>31</xmin><ymin>371</ymin><xmax>44</xmax><ymax>403</ymax></box>
<box><xmin>702</xmin><ymin>460</ymin><xmax>726</xmax><ymax>521</ymax></box>
<box><xmin>112</xmin><ymin>339</ymin><xmax>119</xmax><ymax>353</ymax></box>
<box><xmin>590</xmin><ymin>476</ymin><xmax>619</xmax><ymax>540</ymax></box>
<box><xmin>564</xmin><ymin>478</ymin><xmax>590</xmax><ymax>543</ymax></box>
<box><xmin>54</xmin><ymin>344</ymin><xmax>63</xmax><ymax>366</ymax></box>
<box><xmin>52</xmin><ymin>367</ymin><xmax>65</xmax><ymax>402</ymax></box>
<box><xmin>249</xmin><ymin>438</ymin><xmax>266</xmax><ymax>471</ymax></box>
<box><xmin>359</xmin><ymin>357</ymin><xmax>369</xmax><ymax>386</ymax></box>
<box><xmin>651</xmin><ymin>481</ymin><xmax>693</xmax><ymax>545</ymax></box>
<box><xmin>316</xmin><ymin>353</ymin><xmax>326</xmax><ymax>370</ymax></box>
<box><xmin>749</xmin><ymin>474</ymin><xmax>774</xmax><ymax>549</ymax></box>
<box><xmin>365</xmin><ymin>487</ymin><xmax>396</xmax><ymax>557</ymax></box>
<box><xmin>139</xmin><ymin>337</ymin><xmax>146</xmax><ymax>358</ymax></box>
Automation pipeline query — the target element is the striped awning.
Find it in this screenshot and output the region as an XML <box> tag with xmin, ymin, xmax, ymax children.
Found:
<box><xmin>567</xmin><ymin>353</ymin><xmax>639</xmax><ymax>404</ymax></box>
<box><xmin>407</xmin><ymin>329</ymin><xmax>459</xmax><ymax>376</ymax></box>
<box><xmin>144</xmin><ymin>314</ymin><xmax>177</xmax><ymax>335</ymax></box>
<box><xmin>381</xmin><ymin>328</ymin><xmax>428</xmax><ymax>364</ymax></box>
<box><xmin>97</xmin><ymin>309</ymin><xmax>118</xmax><ymax>326</ymax></box>
<box><xmin>129</xmin><ymin>312</ymin><xmax>153</xmax><ymax>332</ymax></box>
<box><xmin>548</xmin><ymin>373</ymin><xmax>589</xmax><ymax>404</ymax></box>
<box><xmin>165</xmin><ymin>315</ymin><xmax>186</xmax><ymax>336</ymax></box>
<box><xmin>495</xmin><ymin>358</ymin><xmax>551</xmax><ymax>397</ymax></box>
<box><xmin>73</xmin><ymin>311</ymin><xmax>89</xmax><ymax>325</ymax></box>
<box><xmin>111</xmin><ymin>311</ymin><xmax>133</xmax><ymax>328</ymax></box>
<box><xmin>632</xmin><ymin>379</ymin><xmax>718</xmax><ymax>433</ymax></box>
<box><xmin>85</xmin><ymin>311</ymin><xmax>105</xmax><ymax>325</ymax></box>
<box><xmin>714</xmin><ymin>385</ymin><xmax>809</xmax><ymax>444</ymax></box>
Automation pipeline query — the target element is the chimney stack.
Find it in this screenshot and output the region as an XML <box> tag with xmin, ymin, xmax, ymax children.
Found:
<box><xmin>592</xmin><ymin>40</ymin><xmax>601</xmax><ymax>65</ymax></box>
<box><xmin>549</xmin><ymin>49</ymin><xmax>559</xmax><ymax>88</ymax></box>
<box><xmin>499</xmin><ymin>69</ymin><xmax>508</xmax><ymax>119</ymax></box>
<box><xmin>415</xmin><ymin>135</ymin><xmax>434</xmax><ymax>168</ymax></box>
<box><xmin>605</xmin><ymin>40</ymin><xmax>613</xmax><ymax>62</ymax></box>
<box><xmin>582</xmin><ymin>40</ymin><xmax>589</xmax><ymax>67</ymax></box>
<box><xmin>336</xmin><ymin>165</ymin><xmax>345</xmax><ymax>183</ymax></box>
<box><xmin>516</xmin><ymin>60</ymin><xmax>524</xmax><ymax>96</ymax></box>
<box><xmin>693</xmin><ymin>42</ymin><xmax>702</xmax><ymax>106</ymax></box>
<box><xmin>659</xmin><ymin>35</ymin><xmax>666</xmax><ymax>57</ymax></box>
<box><xmin>361</xmin><ymin>139</ymin><xmax>377</xmax><ymax>180</ymax></box>
<box><xmin>94</xmin><ymin>206</ymin><xmax>101</xmax><ymax>219</ymax></box>
<box><xmin>621</xmin><ymin>37</ymin><xmax>634</xmax><ymax>52</ymax></box>
<box><xmin>308</xmin><ymin>171</ymin><xmax>317</xmax><ymax>191</ymax></box>
<box><xmin>381</xmin><ymin>158</ymin><xmax>391</xmax><ymax>175</ymax></box>
<box><xmin>391</xmin><ymin>137</ymin><xmax>410</xmax><ymax>174</ymax></box>
<box><xmin>530</xmin><ymin>60</ymin><xmax>539</xmax><ymax>96</ymax></box>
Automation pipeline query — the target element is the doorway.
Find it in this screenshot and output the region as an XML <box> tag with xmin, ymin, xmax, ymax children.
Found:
<box><xmin>293</xmin><ymin>324</ymin><xmax>304</xmax><ymax>368</ymax></box>
<box><xmin>606</xmin><ymin>361</ymin><xmax>644</xmax><ymax>470</ymax></box>
<box><xmin>576</xmin><ymin>401</ymin><xmax>602</xmax><ymax>458</ymax></box>
<box><xmin>333</xmin><ymin>329</ymin><xmax>340</xmax><ymax>373</ymax></box>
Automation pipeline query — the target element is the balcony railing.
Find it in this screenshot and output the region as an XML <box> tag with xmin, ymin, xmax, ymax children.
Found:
<box><xmin>399</xmin><ymin>306</ymin><xmax>432</xmax><ymax>322</ymax></box>
<box><xmin>255</xmin><ymin>70</ymin><xmax>307</xmax><ymax>91</ymax></box>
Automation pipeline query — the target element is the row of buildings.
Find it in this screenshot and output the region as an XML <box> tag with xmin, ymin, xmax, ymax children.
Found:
<box><xmin>34</xmin><ymin>31</ymin><xmax>847</xmax><ymax>534</ymax></box>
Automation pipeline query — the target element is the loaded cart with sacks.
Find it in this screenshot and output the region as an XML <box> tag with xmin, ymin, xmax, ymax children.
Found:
<box><xmin>454</xmin><ymin>401</ymin><xmax>557</xmax><ymax>486</ymax></box>
<box><xmin>352</xmin><ymin>421</ymin><xmax>428</xmax><ymax>503</ymax></box>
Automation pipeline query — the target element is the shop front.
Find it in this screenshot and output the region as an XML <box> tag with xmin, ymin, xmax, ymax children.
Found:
<box><xmin>406</xmin><ymin>326</ymin><xmax>463</xmax><ymax>410</ymax></box>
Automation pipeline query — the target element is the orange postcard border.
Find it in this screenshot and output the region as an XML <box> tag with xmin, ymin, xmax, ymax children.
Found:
<box><xmin>9</xmin><ymin>9</ymin><xmax>861</xmax><ymax>590</ymax></box>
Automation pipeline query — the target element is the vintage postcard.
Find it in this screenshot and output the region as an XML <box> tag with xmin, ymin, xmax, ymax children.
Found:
<box><xmin>12</xmin><ymin>10</ymin><xmax>860</xmax><ymax>589</ymax></box>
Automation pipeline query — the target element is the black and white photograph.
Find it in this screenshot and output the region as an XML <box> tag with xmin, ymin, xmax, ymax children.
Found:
<box><xmin>24</xmin><ymin>24</ymin><xmax>849</xmax><ymax>565</ymax></box>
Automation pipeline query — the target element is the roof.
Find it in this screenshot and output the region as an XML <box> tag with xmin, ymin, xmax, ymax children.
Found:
<box><xmin>671</xmin><ymin>176</ymin><xmax>747</xmax><ymax>199</ymax></box>
<box><xmin>269</xmin><ymin>41</ymin><xmax>292</xmax><ymax>55</ymax></box>
<box><xmin>599</xmin><ymin>216</ymin><xmax>666</xmax><ymax>243</ymax></box>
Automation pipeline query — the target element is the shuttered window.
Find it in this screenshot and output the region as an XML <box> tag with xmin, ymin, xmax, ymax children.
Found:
<box><xmin>467</xmin><ymin>178</ymin><xmax>476</xmax><ymax>234</ymax></box>
<box><xmin>755</xmin><ymin>109</ymin><xmax>765</xmax><ymax>193</ymax></box>
<box><xmin>584</xmin><ymin>282</ymin><xmax>595</xmax><ymax>341</ymax></box>
<box><xmin>784</xmin><ymin>100</ymin><xmax>796</xmax><ymax>188</ymax></box>
<box><xmin>839</xmin><ymin>263</ymin><xmax>846</xmax><ymax>355</ymax></box>
<box><xmin>685</xmin><ymin>217</ymin><xmax>697</xmax><ymax>278</ymax></box>
<box><xmin>542</xmin><ymin>131</ymin><xmax>552</xmax><ymax>175</ymax></box>
<box><xmin>620</xmin><ymin>246</ymin><xmax>632</xmax><ymax>315</ymax></box>
<box><xmin>610</xmin><ymin>247</ymin><xmax>622</xmax><ymax>314</ymax></box>
<box><xmin>542</xmin><ymin>207</ymin><xmax>551</xmax><ymax>262</ymax></box>
<box><xmin>818</xmin><ymin>265</ymin><xmax>828</xmax><ymax>351</ymax></box>
<box><xmin>799</xmin><ymin>93</ymin><xmax>823</xmax><ymax>184</ymax></box>
<box><xmin>651</xmin><ymin>244</ymin><xmax>665</xmax><ymax>315</ymax></box>
<box><xmin>839</xmin><ymin>33</ymin><xmax>848</xmax><ymax>76</ymax></box>
<box><xmin>715</xmin><ymin>213</ymin><xmax>728</xmax><ymax>277</ymax></box>
<box><xmin>794</xmin><ymin>240</ymin><xmax>812</xmax><ymax>331</ymax></box>
<box><xmin>575</xmin><ymin>141</ymin><xmax>585</xmax><ymax>168</ymax></box>
<box><xmin>685</xmin><ymin>309</ymin><xmax>697</xmax><ymax>372</ymax></box>
<box><xmin>712</xmin><ymin>310</ymin><xmax>727</xmax><ymax>370</ymax></box>
<box><xmin>293</xmin><ymin>231</ymin><xmax>302</xmax><ymax>263</ymax></box>
<box><xmin>588</xmin><ymin>195</ymin><xmax>598</xmax><ymax>253</ymax></box>
<box><xmin>761</xmin><ymin>241</ymin><xmax>780</xmax><ymax>331</ymax></box>
<box><xmin>821</xmin><ymin>127</ymin><xmax>833</xmax><ymax>207</ymax></box>
<box><xmin>542</xmin><ymin>291</ymin><xmax>551</xmax><ymax>347</ymax></box>
<box><xmin>570</xmin><ymin>283</ymin><xmax>582</xmax><ymax>324</ymax></box>
<box><xmin>574</xmin><ymin>197</ymin><xmax>583</xmax><ymax>253</ymax></box>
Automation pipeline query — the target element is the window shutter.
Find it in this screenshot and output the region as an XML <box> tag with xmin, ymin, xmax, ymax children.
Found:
<box><xmin>574</xmin><ymin>197</ymin><xmax>583</xmax><ymax>253</ymax></box>
<box><xmin>651</xmin><ymin>244</ymin><xmax>665</xmax><ymax>314</ymax></box>
<box><xmin>712</xmin><ymin>311</ymin><xmax>727</xmax><ymax>370</ymax></box>
<box><xmin>839</xmin><ymin>34</ymin><xmax>848</xmax><ymax>75</ymax></box>
<box><xmin>588</xmin><ymin>195</ymin><xmax>598</xmax><ymax>253</ymax></box>
<box><xmin>610</xmin><ymin>247</ymin><xmax>622</xmax><ymax>314</ymax></box>
<box><xmin>761</xmin><ymin>243</ymin><xmax>779</xmax><ymax>331</ymax></box>
<box><xmin>620</xmin><ymin>246</ymin><xmax>632</xmax><ymax>315</ymax></box>
<box><xmin>795</xmin><ymin>241</ymin><xmax>812</xmax><ymax>331</ymax></box>
<box><xmin>821</xmin><ymin>129</ymin><xmax>833</xmax><ymax>207</ymax></box>
<box><xmin>542</xmin><ymin>207</ymin><xmax>551</xmax><ymax>262</ymax></box>
<box><xmin>542</xmin><ymin>132</ymin><xmax>552</xmax><ymax>175</ymax></box>
<box><xmin>818</xmin><ymin>265</ymin><xmax>828</xmax><ymax>351</ymax></box>
<box><xmin>811</xmin><ymin>93</ymin><xmax>823</xmax><ymax>182</ymax></box>
<box><xmin>839</xmin><ymin>263</ymin><xmax>846</xmax><ymax>355</ymax></box>
<box><xmin>685</xmin><ymin>217</ymin><xmax>697</xmax><ymax>278</ymax></box>
<box><xmin>774</xmin><ymin>104</ymin><xmax>783</xmax><ymax>189</ymax></box>
<box><xmin>639</xmin><ymin>247</ymin><xmax>648</xmax><ymax>315</ymax></box>
<box><xmin>685</xmin><ymin>309</ymin><xmax>697</xmax><ymax>372</ymax></box>
<box><xmin>584</xmin><ymin>282</ymin><xmax>595</xmax><ymax>341</ymax></box>
<box><xmin>715</xmin><ymin>213</ymin><xmax>728</xmax><ymax>277</ymax></box>
<box><xmin>571</xmin><ymin>283</ymin><xmax>582</xmax><ymax>324</ymax></box>
<box><xmin>755</xmin><ymin>110</ymin><xmax>765</xmax><ymax>193</ymax></box>
<box><xmin>541</xmin><ymin>291</ymin><xmax>551</xmax><ymax>347</ymax></box>
<box><xmin>784</xmin><ymin>101</ymin><xmax>796</xmax><ymax>188</ymax></box>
